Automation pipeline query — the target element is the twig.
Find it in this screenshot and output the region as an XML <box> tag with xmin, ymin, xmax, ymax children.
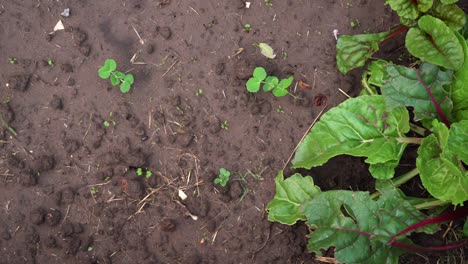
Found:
<box><xmin>282</xmin><ymin>104</ymin><xmax>328</xmax><ymax>171</ymax></box>
<box><xmin>131</xmin><ymin>25</ymin><xmax>145</xmax><ymax>45</ymax></box>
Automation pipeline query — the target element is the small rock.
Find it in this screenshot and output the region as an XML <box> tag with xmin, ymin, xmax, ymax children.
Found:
<box><xmin>61</xmin><ymin>8</ymin><xmax>70</xmax><ymax>17</ymax></box>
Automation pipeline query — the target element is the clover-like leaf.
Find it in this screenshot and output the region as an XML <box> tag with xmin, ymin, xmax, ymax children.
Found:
<box><xmin>263</xmin><ymin>76</ymin><xmax>279</xmax><ymax>92</ymax></box>
<box><xmin>110</xmin><ymin>75</ymin><xmax>120</xmax><ymax>86</ymax></box>
<box><xmin>252</xmin><ymin>67</ymin><xmax>267</xmax><ymax>80</ymax></box>
<box><xmin>98</xmin><ymin>59</ymin><xmax>117</xmax><ymax>79</ymax></box>
<box><xmin>277</xmin><ymin>76</ymin><xmax>294</xmax><ymax>90</ymax></box>
<box><xmin>246</xmin><ymin>78</ymin><xmax>261</xmax><ymax>93</ymax></box>
<box><xmin>266</xmin><ymin>171</ymin><xmax>320</xmax><ymax>225</ymax></box>
<box><xmin>381</xmin><ymin>63</ymin><xmax>453</xmax><ymax>124</ymax></box>
<box><xmin>272</xmin><ymin>87</ymin><xmax>289</xmax><ymax>97</ymax></box>
<box><xmin>336</xmin><ymin>31</ymin><xmax>390</xmax><ymax>74</ymax></box>
<box><xmin>292</xmin><ymin>95</ymin><xmax>410</xmax><ymax>179</ymax></box>
<box><xmin>406</xmin><ymin>15</ymin><xmax>464</xmax><ymax>70</ymax></box>
<box><xmin>257</xmin><ymin>43</ymin><xmax>276</xmax><ymax>59</ymax></box>
<box><xmin>124</xmin><ymin>74</ymin><xmax>134</xmax><ymax>85</ymax></box>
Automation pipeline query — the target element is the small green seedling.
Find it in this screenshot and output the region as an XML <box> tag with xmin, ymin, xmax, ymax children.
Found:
<box><xmin>3</xmin><ymin>98</ymin><xmax>10</xmax><ymax>104</ymax></box>
<box><xmin>221</xmin><ymin>120</ymin><xmax>229</xmax><ymax>130</ymax></box>
<box><xmin>277</xmin><ymin>106</ymin><xmax>284</xmax><ymax>113</ymax></box>
<box><xmin>196</xmin><ymin>88</ymin><xmax>203</xmax><ymax>96</ymax></box>
<box><xmin>8</xmin><ymin>57</ymin><xmax>16</xmax><ymax>64</ymax></box>
<box><xmin>47</xmin><ymin>59</ymin><xmax>54</xmax><ymax>66</ymax></box>
<box><xmin>350</xmin><ymin>19</ymin><xmax>360</xmax><ymax>28</ymax></box>
<box><xmin>136</xmin><ymin>167</ymin><xmax>153</xmax><ymax>178</ymax></box>
<box><xmin>264</xmin><ymin>0</ymin><xmax>272</xmax><ymax>7</ymax></box>
<box><xmin>103</xmin><ymin>112</ymin><xmax>116</xmax><ymax>127</ymax></box>
<box><xmin>246</xmin><ymin>67</ymin><xmax>294</xmax><ymax>97</ymax></box>
<box><xmin>214</xmin><ymin>168</ymin><xmax>231</xmax><ymax>187</ymax></box>
<box><xmin>98</xmin><ymin>59</ymin><xmax>134</xmax><ymax>93</ymax></box>
<box><xmin>90</xmin><ymin>186</ymin><xmax>99</xmax><ymax>195</ymax></box>
<box><xmin>243</xmin><ymin>24</ymin><xmax>252</xmax><ymax>33</ymax></box>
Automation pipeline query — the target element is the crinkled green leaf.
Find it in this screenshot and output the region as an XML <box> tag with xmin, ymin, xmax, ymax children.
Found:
<box><xmin>406</xmin><ymin>15</ymin><xmax>464</xmax><ymax>70</ymax></box>
<box><xmin>304</xmin><ymin>187</ymin><xmax>432</xmax><ymax>263</ymax></box>
<box><xmin>257</xmin><ymin>43</ymin><xmax>276</xmax><ymax>59</ymax></box>
<box><xmin>386</xmin><ymin>0</ymin><xmax>433</xmax><ymax>19</ymax></box>
<box><xmin>253</xmin><ymin>67</ymin><xmax>267</xmax><ymax>80</ymax></box>
<box><xmin>246</xmin><ymin>78</ymin><xmax>261</xmax><ymax>93</ymax></box>
<box><xmin>292</xmin><ymin>95</ymin><xmax>410</xmax><ymax>179</ymax></box>
<box><xmin>416</xmin><ymin>120</ymin><xmax>468</xmax><ymax>205</ymax></box>
<box><xmin>430</xmin><ymin>1</ymin><xmax>466</xmax><ymax>31</ymax></box>
<box><xmin>447</xmin><ymin>120</ymin><xmax>468</xmax><ymax>164</ymax></box>
<box><xmin>263</xmin><ymin>76</ymin><xmax>279</xmax><ymax>92</ymax></box>
<box><xmin>439</xmin><ymin>0</ymin><xmax>458</xmax><ymax>4</ymax></box>
<box><xmin>461</xmin><ymin>15</ymin><xmax>468</xmax><ymax>40</ymax></box>
<box><xmin>98</xmin><ymin>59</ymin><xmax>117</xmax><ymax>79</ymax></box>
<box><xmin>382</xmin><ymin>63</ymin><xmax>453</xmax><ymax>124</ymax></box>
<box><xmin>266</xmin><ymin>171</ymin><xmax>320</xmax><ymax>225</ymax></box>
<box><xmin>367</xmin><ymin>60</ymin><xmax>391</xmax><ymax>87</ymax></box>
<box><xmin>450</xmin><ymin>32</ymin><xmax>468</xmax><ymax>122</ymax></box>
<box><xmin>336</xmin><ymin>31</ymin><xmax>390</xmax><ymax>74</ymax></box>
<box><xmin>400</xmin><ymin>16</ymin><xmax>417</xmax><ymax>27</ymax></box>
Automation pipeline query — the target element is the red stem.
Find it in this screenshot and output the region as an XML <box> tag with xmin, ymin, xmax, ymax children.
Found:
<box><xmin>384</xmin><ymin>26</ymin><xmax>409</xmax><ymax>41</ymax></box>
<box><xmin>390</xmin><ymin>207</ymin><xmax>468</xmax><ymax>241</ymax></box>
<box><xmin>390</xmin><ymin>240</ymin><xmax>468</xmax><ymax>251</ymax></box>
<box><xmin>414</xmin><ymin>69</ymin><xmax>451</xmax><ymax>127</ymax></box>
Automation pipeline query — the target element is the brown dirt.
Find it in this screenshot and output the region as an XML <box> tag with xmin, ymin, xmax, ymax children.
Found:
<box><xmin>0</xmin><ymin>1</ymin><xmax>462</xmax><ymax>264</ymax></box>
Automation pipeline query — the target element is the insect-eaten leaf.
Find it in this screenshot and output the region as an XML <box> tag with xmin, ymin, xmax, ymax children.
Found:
<box><xmin>257</xmin><ymin>43</ymin><xmax>276</xmax><ymax>59</ymax></box>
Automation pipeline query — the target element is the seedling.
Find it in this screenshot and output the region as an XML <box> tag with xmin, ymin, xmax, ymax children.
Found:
<box><xmin>214</xmin><ymin>168</ymin><xmax>231</xmax><ymax>187</ymax></box>
<box><xmin>246</xmin><ymin>67</ymin><xmax>294</xmax><ymax>97</ymax></box>
<box><xmin>103</xmin><ymin>112</ymin><xmax>116</xmax><ymax>127</ymax></box>
<box><xmin>136</xmin><ymin>167</ymin><xmax>153</xmax><ymax>178</ymax></box>
<box><xmin>264</xmin><ymin>0</ymin><xmax>272</xmax><ymax>7</ymax></box>
<box><xmin>276</xmin><ymin>106</ymin><xmax>284</xmax><ymax>113</ymax></box>
<box><xmin>8</xmin><ymin>57</ymin><xmax>16</xmax><ymax>64</ymax></box>
<box><xmin>98</xmin><ymin>59</ymin><xmax>134</xmax><ymax>93</ymax></box>
<box><xmin>47</xmin><ymin>58</ymin><xmax>54</xmax><ymax>66</ymax></box>
<box><xmin>350</xmin><ymin>19</ymin><xmax>360</xmax><ymax>28</ymax></box>
<box><xmin>196</xmin><ymin>88</ymin><xmax>203</xmax><ymax>96</ymax></box>
<box><xmin>90</xmin><ymin>186</ymin><xmax>99</xmax><ymax>195</ymax></box>
<box><xmin>3</xmin><ymin>98</ymin><xmax>10</xmax><ymax>104</ymax></box>
<box><xmin>243</xmin><ymin>24</ymin><xmax>252</xmax><ymax>33</ymax></box>
<box><xmin>221</xmin><ymin>120</ymin><xmax>228</xmax><ymax>130</ymax></box>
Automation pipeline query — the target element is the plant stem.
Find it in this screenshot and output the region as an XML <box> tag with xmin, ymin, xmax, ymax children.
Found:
<box><xmin>0</xmin><ymin>114</ymin><xmax>17</xmax><ymax>136</ymax></box>
<box><xmin>414</xmin><ymin>199</ymin><xmax>451</xmax><ymax>210</ymax></box>
<box><xmin>390</xmin><ymin>239</ymin><xmax>468</xmax><ymax>251</ymax></box>
<box><xmin>396</xmin><ymin>137</ymin><xmax>423</xmax><ymax>144</ymax></box>
<box><xmin>370</xmin><ymin>168</ymin><xmax>419</xmax><ymax>200</ymax></box>
<box><xmin>409</xmin><ymin>123</ymin><xmax>426</xmax><ymax>136</ymax></box>
<box><xmin>384</xmin><ymin>26</ymin><xmax>409</xmax><ymax>41</ymax></box>
<box><xmin>415</xmin><ymin>69</ymin><xmax>450</xmax><ymax>127</ymax></box>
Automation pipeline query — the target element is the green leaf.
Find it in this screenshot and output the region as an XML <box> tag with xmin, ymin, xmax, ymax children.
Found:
<box><xmin>386</xmin><ymin>0</ymin><xmax>433</xmax><ymax>19</ymax></box>
<box><xmin>246</xmin><ymin>78</ymin><xmax>261</xmax><ymax>93</ymax></box>
<box><xmin>416</xmin><ymin>120</ymin><xmax>468</xmax><ymax>205</ymax></box>
<box><xmin>439</xmin><ymin>0</ymin><xmax>458</xmax><ymax>4</ymax></box>
<box><xmin>266</xmin><ymin>171</ymin><xmax>320</xmax><ymax>225</ymax></box>
<box><xmin>98</xmin><ymin>59</ymin><xmax>117</xmax><ymax>79</ymax></box>
<box><xmin>406</xmin><ymin>15</ymin><xmax>464</xmax><ymax>70</ymax></box>
<box><xmin>124</xmin><ymin>74</ymin><xmax>134</xmax><ymax>85</ymax></box>
<box><xmin>367</xmin><ymin>60</ymin><xmax>391</xmax><ymax>87</ymax></box>
<box><xmin>253</xmin><ymin>67</ymin><xmax>267</xmax><ymax>80</ymax></box>
<box><xmin>447</xmin><ymin>120</ymin><xmax>468</xmax><ymax>164</ymax></box>
<box><xmin>257</xmin><ymin>43</ymin><xmax>276</xmax><ymax>59</ymax></box>
<box><xmin>450</xmin><ymin>32</ymin><xmax>468</xmax><ymax>122</ymax></box>
<box><xmin>381</xmin><ymin>63</ymin><xmax>453</xmax><ymax>124</ymax></box>
<box><xmin>263</xmin><ymin>76</ymin><xmax>279</xmax><ymax>92</ymax></box>
<box><xmin>430</xmin><ymin>1</ymin><xmax>466</xmax><ymax>31</ymax></box>
<box><xmin>215</xmin><ymin>168</ymin><xmax>231</xmax><ymax>187</ymax></box>
<box><xmin>292</xmin><ymin>95</ymin><xmax>410</xmax><ymax>179</ymax></box>
<box><xmin>110</xmin><ymin>74</ymin><xmax>120</xmax><ymax>86</ymax></box>
<box><xmin>304</xmin><ymin>187</ymin><xmax>432</xmax><ymax>263</ymax></box>
<box><xmin>120</xmin><ymin>82</ymin><xmax>131</xmax><ymax>93</ymax></box>
<box><xmin>277</xmin><ymin>76</ymin><xmax>294</xmax><ymax>90</ymax></box>
<box><xmin>114</xmin><ymin>71</ymin><xmax>125</xmax><ymax>79</ymax></box>
<box><xmin>460</xmin><ymin>15</ymin><xmax>468</xmax><ymax>40</ymax></box>
<box><xmin>336</xmin><ymin>31</ymin><xmax>390</xmax><ymax>74</ymax></box>
<box><xmin>272</xmin><ymin>87</ymin><xmax>289</xmax><ymax>97</ymax></box>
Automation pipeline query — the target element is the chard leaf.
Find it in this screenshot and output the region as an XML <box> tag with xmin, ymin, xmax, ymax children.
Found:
<box><xmin>292</xmin><ymin>95</ymin><xmax>410</xmax><ymax>179</ymax></box>
<box><xmin>447</xmin><ymin>120</ymin><xmax>468</xmax><ymax>165</ymax></box>
<box><xmin>406</xmin><ymin>15</ymin><xmax>464</xmax><ymax>70</ymax></box>
<box><xmin>304</xmin><ymin>187</ymin><xmax>433</xmax><ymax>263</ymax></box>
<box><xmin>266</xmin><ymin>171</ymin><xmax>320</xmax><ymax>225</ymax></box>
<box><xmin>450</xmin><ymin>32</ymin><xmax>468</xmax><ymax>122</ymax></box>
<box><xmin>381</xmin><ymin>63</ymin><xmax>453</xmax><ymax>124</ymax></box>
<box><xmin>386</xmin><ymin>0</ymin><xmax>433</xmax><ymax>19</ymax></box>
<box><xmin>416</xmin><ymin>120</ymin><xmax>468</xmax><ymax>205</ymax></box>
<box><xmin>440</xmin><ymin>0</ymin><xmax>458</xmax><ymax>4</ymax></box>
<box><xmin>461</xmin><ymin>15</ymin><xmax>468</xmax><ymax>40</ymax></box>
<box><xmin>367</xmin><ymin>60</ymin><xmax>391</xmax><ymax>87</ymax></box>
<box><xmin>430</xmin><ymin>1</ymin><xmax>466</xmax><ymax>31</ymax></box>
<box><xmin>336</xmin><ymin>31</ymin><xmax>390</xmax><ymax>74</ymax></box>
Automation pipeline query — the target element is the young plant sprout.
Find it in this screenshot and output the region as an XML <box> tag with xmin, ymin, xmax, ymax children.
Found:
<box><xmin>8</xmin><ymin>57</ymin><xmax>16</xmax><ymax>64</ymax></box>
<box><xmin>243</xmin><ymin>24</ymin><xmax>252</xmax><ymax>32</ymax></box>
<box><xmin>98</xmin><ymin>59</ymin><xmax>134</xmax><ymax>93</ymax></box>
<box><xmin>221</xmin><ymin>120</ymin><xmax>228</xmax><ymax>130</ymax></box>
<box><xmin>246</xmin><ymin>67</ymin><xmax>294</xmax><ymax>97</ymax></box>
<box><xmin>214</xmin><ymin>168</ymin><xmax>231</xmax><ymax>187</ymax></box>
<box><xmin>136</xmin><ymin>167</ymin><xmax>153</xmax><ymax>178</ymax></box>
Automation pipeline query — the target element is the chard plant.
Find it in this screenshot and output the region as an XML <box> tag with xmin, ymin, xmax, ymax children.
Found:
<box><xmin>336</xmin><ymin>0</ymin><xmax>466</xmax><ymax>74</ymax></box>
<box><xmin>98</xmin><ymin>59</ymin><xmax>134</xmax><ymax>93</ymax></box>
<box><xmin>267</xmin><ymin>4</ymin><xmax>468</xmax><ymax>262</ymax></box>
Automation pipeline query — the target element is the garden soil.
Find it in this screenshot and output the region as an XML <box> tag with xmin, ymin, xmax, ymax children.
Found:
<box><xmin>0</xmin><ymin>1</ymin><xmax>463</xmax><ymax>263</ymax></box>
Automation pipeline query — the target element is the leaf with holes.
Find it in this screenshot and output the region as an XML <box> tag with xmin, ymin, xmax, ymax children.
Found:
<box><xmin>406</xmin><ymin>15</ymin><xmax>464</xmax><ymax>70</ymax></box>
<box><xmin>292</xmin><ymin>95</ymin><xmax>410</xmax><ymax>179</ymax></box>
